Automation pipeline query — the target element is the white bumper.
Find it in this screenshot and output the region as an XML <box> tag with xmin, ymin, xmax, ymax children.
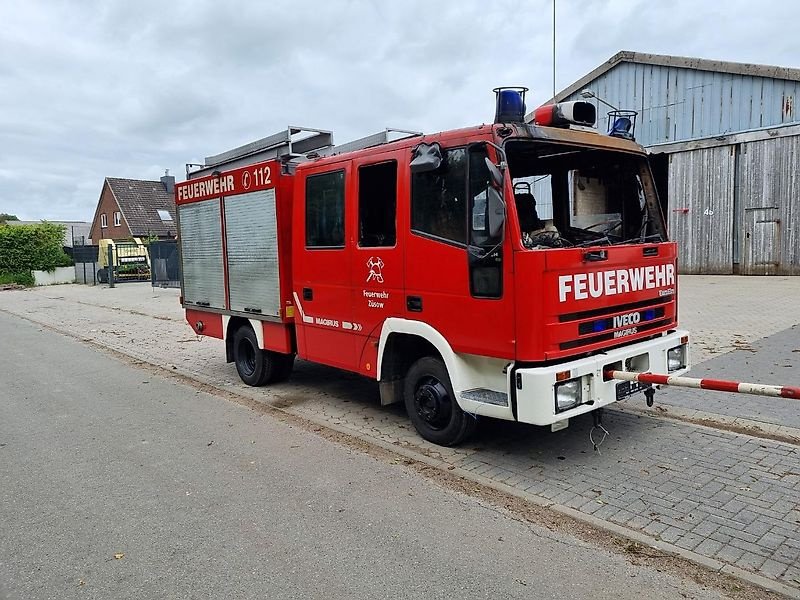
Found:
<box><xmin>514</xmin><ymin>330</ymin><xmax>690</xmax><ymax>426</ymax></box>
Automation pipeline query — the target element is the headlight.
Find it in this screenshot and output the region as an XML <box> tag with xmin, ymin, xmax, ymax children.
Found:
<box><xmin>667</xmin><ymin>345</ymin><xmax>686</xmax><ymax>372</ymax></box>
<box><xmin>555</xmin><ymin>378</ymin><xmax>582</xmax><ymax>412</ymax></box>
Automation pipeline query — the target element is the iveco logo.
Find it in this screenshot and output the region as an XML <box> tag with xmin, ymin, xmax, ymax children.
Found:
<box><xmin>613</xmin><ymin>312</ymin><xmax>641</xmax><ymax>328</ymax></box>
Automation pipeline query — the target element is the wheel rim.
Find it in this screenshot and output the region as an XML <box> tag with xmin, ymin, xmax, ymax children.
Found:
<box><xmin>413</xmin><ymin>375</ymin><xmax>452</xmax><ymax>431</ymax></box>
<box><xmin>238</xmin><ymin>338</ymin><xmax>257</xmax><ymax>376</ymax></box>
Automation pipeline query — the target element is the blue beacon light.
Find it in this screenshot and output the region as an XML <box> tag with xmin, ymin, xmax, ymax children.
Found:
<box><xmin>493</xmin><ymin>87</ymin><xmax>529</xmax><ymax>123</ymax></box>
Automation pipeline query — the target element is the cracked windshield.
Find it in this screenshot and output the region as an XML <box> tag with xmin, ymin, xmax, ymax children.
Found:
<box><xmin>507</xmin><ymin>141</ymin><xmax>666</xmax><ymax>249</ymax></box>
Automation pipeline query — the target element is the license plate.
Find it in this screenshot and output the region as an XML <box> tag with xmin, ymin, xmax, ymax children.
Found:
<box><xmin>615</xmin><ymin>380</ymin><xmax>652</xmax><ymax>401</ymax></box>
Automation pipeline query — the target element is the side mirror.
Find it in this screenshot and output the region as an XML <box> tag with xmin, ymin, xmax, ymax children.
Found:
<box><xmin>410</xmin><ymin>142</ymin><xmax>443</xmax><ymax>173</ymax></box>
<box><xmin>487</xmin><ymin>187</ymin><xmax>505</xmax><ymax>238</ymax></box>
<box><xmin>484</xmin><ymin>157</ymin><xmax>504</xmax><ymax>188</ymax></box>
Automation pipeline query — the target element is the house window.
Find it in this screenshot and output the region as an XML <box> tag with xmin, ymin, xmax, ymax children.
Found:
<box><xmin>100</xmin><ymin>213</ymin><xmax>108</xmax><ymax>228</ymax></box>
<box><xmin>113</xmin><ymin>211</ymin><xmax>121</xmax><ymax>227</ymax></box>
<box><xmin>157</xmin><ymin>209</ymin><xmax>173</xmax><ymax>222</ymax></box>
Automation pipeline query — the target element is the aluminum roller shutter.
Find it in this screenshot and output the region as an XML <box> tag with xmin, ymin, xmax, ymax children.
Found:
<box><xmin>178</xmin><ymin>199</ymin><xmax>226</xmax><ymax>309</ymax></box>
<box><xmin>224</xmin><ymin>188</ymin><xmax>281</xmax><ymax>317</ymax></box>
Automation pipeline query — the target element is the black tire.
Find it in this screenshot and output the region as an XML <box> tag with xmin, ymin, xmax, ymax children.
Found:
<box><xmin>403</xmin><ymin>357</ymin><xmax>476</xmax><ymax>446</ymax></box>
<box><xmin>232</xmin><ymin>326</ymin><xmax>293</xmax><ymax>386</ymax></box>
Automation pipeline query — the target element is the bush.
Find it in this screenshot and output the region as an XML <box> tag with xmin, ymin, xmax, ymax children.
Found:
<box><xmin>0</xmin><ymin>223</ymin><xmax>73</xmax><ymax>277</ymax></box>
<box><xmin>0</xmin><ymin>271</ymin><xmax>35</xmax><ymax>287</ymax></box>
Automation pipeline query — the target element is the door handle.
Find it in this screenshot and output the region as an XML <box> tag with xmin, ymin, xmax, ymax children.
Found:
<box><xmin>302</xmin><ymin>287</ymin><xmax>313</xmax><ymax>301</ymax></box>
<box><xmin>643</xmin><ymin>247</ymin><xmax>659</xmax><ymax>257</ymax></box>
<box><xmin>583</xmin><ymin>250</ymin><xmax>607</xmax><ymax>262</ymax></box>
<box><xmin>407</xmin><ymin>296</ymin><xmax>423</xmax><ymax>312</ymax></box>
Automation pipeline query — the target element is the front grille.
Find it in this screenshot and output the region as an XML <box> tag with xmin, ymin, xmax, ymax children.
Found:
<box><xmin>559</xmin><ymin>318</ymin><xmax>671</xmax><ymax>351</ymax></box>
<box><xmin>577</xmin><ymin>306</ymin><xmax>666</xmax><ymax>335</ymax></box>
<box><xmin>558</xmin><ymin>296</ymin><xmax>671</xmax><ymax>323</ymax></box>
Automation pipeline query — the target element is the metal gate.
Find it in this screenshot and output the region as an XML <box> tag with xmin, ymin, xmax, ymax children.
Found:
<box><xmin>113</xmin><ymin>242</ymin><xmax>151</xmax><ymax>282</ymax></box>
<box><xmin>73</xmin><ymin>244</ymin><xmax>100</xmax><ymax>285</ymax></box>
<box><xmin>149</xmin><ymin>240</ymin><xmax>180</xmax><ymax>288</ymax></box>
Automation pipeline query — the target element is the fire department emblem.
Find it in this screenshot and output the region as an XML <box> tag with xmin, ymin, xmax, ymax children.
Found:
<box><xmin>366</xmin><ymin>256</ymin><xmax>384</xmax><ymax>284</ymax></box>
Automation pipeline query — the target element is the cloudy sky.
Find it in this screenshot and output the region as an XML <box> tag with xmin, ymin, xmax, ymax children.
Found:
<box><xmin>1</xmin><ymin>0</ymin><xmax>798</xmax><ymax>221</ymax></box>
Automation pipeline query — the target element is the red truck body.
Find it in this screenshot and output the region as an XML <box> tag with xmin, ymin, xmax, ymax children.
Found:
<box><xmin>176</xmin><ymin>104</ymin><xmax>690</xmax><ymax>446</ymax></box>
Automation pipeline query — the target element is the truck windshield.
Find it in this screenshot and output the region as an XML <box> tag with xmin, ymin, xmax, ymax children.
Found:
<box><xmin>505</xmin><ymin>140</ymin><xmax>666</xmax><ymax>249</ymax></box>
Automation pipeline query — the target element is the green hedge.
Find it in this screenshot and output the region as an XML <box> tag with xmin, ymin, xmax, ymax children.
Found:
<box><xmin>0</xmin><ymin>271</ymin><xmax>34</xmax><ymax>286</ymax></box>
<box><xmin>0</xmin><ymin>223</ymin><xmax>73</xmax><ymax>285</ymax></box>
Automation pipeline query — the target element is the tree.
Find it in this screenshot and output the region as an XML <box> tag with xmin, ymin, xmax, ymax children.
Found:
<box><xmin>0</xmin><ymin>214</ymin><xmax>19</xmax><ymax>224</ymax></box>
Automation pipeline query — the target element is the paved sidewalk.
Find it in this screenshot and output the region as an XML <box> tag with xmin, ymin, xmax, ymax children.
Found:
<box><xmin>1</xmin><ymin>280</ymin><xmax>799</xmax><ymax>593</ymax></box>
<box><xmin>677</xmin><ymin>276</ymin><xmax>800</xmax><ymax>364</ymax></box>
<box><xmin>655</xmin><ymin>325</ymin><xmax>800</xmax><ymax>430</ymax></box>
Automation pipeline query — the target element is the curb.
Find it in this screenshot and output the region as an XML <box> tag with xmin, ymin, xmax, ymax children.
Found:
<box><xmin>617</xmin><ymin>402</ymin><xmax>800</xmax><ymax>446</ymax></box>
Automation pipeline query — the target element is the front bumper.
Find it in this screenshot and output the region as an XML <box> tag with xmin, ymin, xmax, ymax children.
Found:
<box><xmin>514</xmin><ymin>330</ymin><xmax>690</xmax><ymax>426</ymax></box>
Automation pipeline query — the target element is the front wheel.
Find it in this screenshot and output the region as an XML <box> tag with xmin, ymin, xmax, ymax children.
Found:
<box><xmin>403</xmin><ymin>357</ymin><xmax>476</xmax><ymax>446</ymax></box>
<box><xmin>233</xmin><ymin>326</ymin><xmax>294</xmax><ymax>386</ymax></box>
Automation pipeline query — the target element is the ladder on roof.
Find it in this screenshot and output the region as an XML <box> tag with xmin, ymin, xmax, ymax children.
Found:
<box><xmin>186</xmin><ymin>126</ymin><xmax>334</xmax><ymax>178</ymax></box>
<box><xmin>186</xmin><ymin>127</ymin><xmax>422</xmax><ymax>178</ymax></box>
<box><xmin>320</xmin><ymin>128</ymin><xmax>422</xmax><ymax>156</ymax></box>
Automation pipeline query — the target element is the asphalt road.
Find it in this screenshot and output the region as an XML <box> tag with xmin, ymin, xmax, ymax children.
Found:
<box><xmin>0</xmin><ymin>312</ymin><xmax>725</xmax><ymax>600</ymax></box>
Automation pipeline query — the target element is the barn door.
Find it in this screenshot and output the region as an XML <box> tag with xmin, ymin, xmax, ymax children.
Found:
<box><xmin>742</xmin><ymin>207</ymin><xmax>781</xmax><ymax>274</ymax></box>
<box><xmin>667</xmin><ymin>147</ymin><xmax>735</xmax><ymax>274</ymax></box>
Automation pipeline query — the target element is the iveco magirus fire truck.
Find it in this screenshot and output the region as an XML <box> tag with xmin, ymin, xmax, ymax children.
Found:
<box><xmin>175</xmin><ymin>87</ymin><xmax>690</xmax><ymax>446</ymax></box>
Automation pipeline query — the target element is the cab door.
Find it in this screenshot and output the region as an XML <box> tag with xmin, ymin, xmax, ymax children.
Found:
<box><xmin>350</xmin><ymin>153</ymin><xmax>405</xmax><ymax>375</ymax></box>
<box><xmin>404</xmin><ymin>141</ymin><xmax>515</xmax><ymax>360</ymax></box>
<box><xmin>293</xmin><ymin>163</ymin><xmax>357</xmax><ymax>371</ymax></box>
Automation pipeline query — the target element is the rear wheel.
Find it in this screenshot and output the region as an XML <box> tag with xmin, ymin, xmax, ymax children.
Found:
<box><xmin>403</xmin><ymin>357</ymin><xmax>476</xmax><ymax>446</ymax></box>
<box><xmin>233</xmin><ymin>326</ymin><xmax>294</xmax><ymax>386</ymax></box>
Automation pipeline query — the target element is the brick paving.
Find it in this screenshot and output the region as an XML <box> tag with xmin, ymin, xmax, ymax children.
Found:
<box><xmin>1</xmin><ymin>278</ymin><xmax>799</xmax><ymax>591</ymax></box>
<box><xmin>655</xmin><ymin>324</ymin><xmax>800</xmax><ymax>430</ymax></box>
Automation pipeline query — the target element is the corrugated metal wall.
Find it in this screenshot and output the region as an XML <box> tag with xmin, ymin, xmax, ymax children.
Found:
<box><xmin>562</xmin><ymin>59</ymin><xmax>799</xmax><ymax>274</ymax></box>
<box><xmin>667</xmin><ymin>146</ymin><xmax>737</xmax><ymax>274</ymax></box>
<box><xmin>563</xmin><ymin>63</ymin><xmax>800</xmax><ymax>146</ymax></box>
<box><xmin>664</xmin><ymin>135</ymin><xmax>800</xmax><ymax>275</ymax></box>
<box><xmin>737</xmin><ymin>136</ymin><xmax>800</xmax><ymax>274</ymax></box>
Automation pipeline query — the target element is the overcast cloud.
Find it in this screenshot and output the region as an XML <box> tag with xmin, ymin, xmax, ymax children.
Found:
<box><xmin>1</xmin><ymin>0</ymin><xmax>798</xmax><ymax>221</ymax></box>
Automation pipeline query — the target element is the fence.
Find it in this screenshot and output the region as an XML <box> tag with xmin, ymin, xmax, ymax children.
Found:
<box><xmin>73</xmin><ymin>245</ymin><xmax>99</xmax><ymax>285</ymax></box>
<box><xmin>149</xmin><ymin>240</ymin><xmax>180</xmax><ymax>288</ymax></box>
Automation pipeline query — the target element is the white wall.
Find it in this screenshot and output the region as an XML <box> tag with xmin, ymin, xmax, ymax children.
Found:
<box><xmin>33</xmin><ymin>267</ymin><xmax>76</xmax><ymax>286</ymax></box>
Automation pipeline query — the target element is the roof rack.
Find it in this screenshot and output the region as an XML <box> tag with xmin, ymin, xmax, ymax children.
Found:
<box><xmin>319</xmin><ymin>128</ymin><xmax>422</xmax><ymax>157</ymax></box>
<box><xmin>186</xmin><ymin>126</ymin><xmax>333</xmax><ymax>178</ymax></box>
<box><xmin>185</xmin><ymin>127</ymin><xmax>424</xmax><ymax>179</ymax></box>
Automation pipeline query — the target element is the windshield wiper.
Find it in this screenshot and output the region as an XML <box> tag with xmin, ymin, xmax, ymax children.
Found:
<box><xmin>615</xmin><ymin>233</ymin><xmax>664</xmax><ymax>245</ymax></box>
<box><xmin>574</xmin><ymin>236</ymin><xmax>611</xmax><ymax>248</ymax></box>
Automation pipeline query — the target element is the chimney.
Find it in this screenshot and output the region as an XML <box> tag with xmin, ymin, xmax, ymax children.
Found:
<box><xmin>160</xmin><ymin>169</ymin><xmax>175</xmax><ymax>194</ymax></box>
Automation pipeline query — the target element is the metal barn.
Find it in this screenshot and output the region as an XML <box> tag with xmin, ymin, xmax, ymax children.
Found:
<box><xmin>548</xmin><ymin>51</ymin><xmax>800</xmax><ymax>275</ymax></box>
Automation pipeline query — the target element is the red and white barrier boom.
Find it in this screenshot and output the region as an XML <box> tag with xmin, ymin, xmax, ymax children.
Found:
<box><xmin>606</xmin><ymin>370</ymin><xmax>800</xmax><ymax>400</ymax></box>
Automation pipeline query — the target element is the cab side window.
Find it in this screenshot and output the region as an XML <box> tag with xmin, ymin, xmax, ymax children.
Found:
<box><xmin>306</xmin><ymin>170</ymin><xmax>345</xmax><ymax>248</ymax></box>
<box><xmin>411</xmin><ymin>147</ymin><xmax>467</xmax><ymax>245</ymax></box>
<box><xmin>359</xmin><ymin>161</ymin><xmax>397</xmax><ymax>247</ymax></box>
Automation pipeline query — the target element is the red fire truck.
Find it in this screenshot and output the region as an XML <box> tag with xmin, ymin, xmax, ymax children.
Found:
<box><xmin>175</xmin><ymin>88</ymin><xmax>690</xmax><ymax>446</ymax></box>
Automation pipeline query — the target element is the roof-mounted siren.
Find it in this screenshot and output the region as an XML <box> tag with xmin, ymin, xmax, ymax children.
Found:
<box><xmin>606</xmin><ymin>110</ymin><xmax>638</xmax><ymax>140</ymax></box>
<box><xmin>532</xmin><ymin>101</ymin><xmax>596</xmax><ymax>128</ymax></box>
<box><xmin>493</xmin><ymin>86</ymin><xmax>529</xmax><ymax>123</ymax></box>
